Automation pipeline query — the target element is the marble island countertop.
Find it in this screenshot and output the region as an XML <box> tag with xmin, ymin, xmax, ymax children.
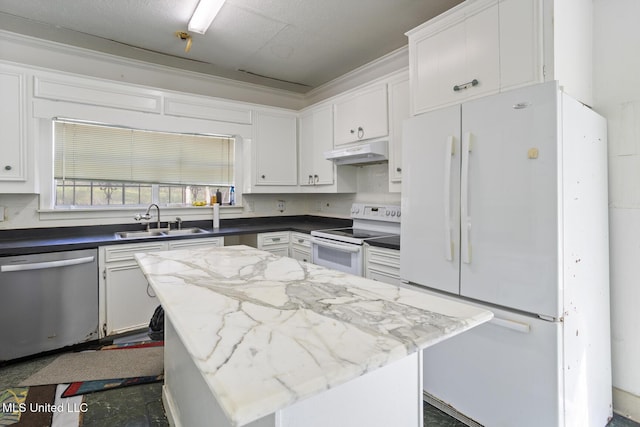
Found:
<box><xmin>135</xmin><ymin>245</ymin><xmax>492</xmax><ymax>427</ymax></box>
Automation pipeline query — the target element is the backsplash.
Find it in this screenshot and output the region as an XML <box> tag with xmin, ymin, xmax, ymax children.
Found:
<box><xmin>0</xmin><ymin>164</ymin><xmax>399</xmax><ymax>229</ymax></box>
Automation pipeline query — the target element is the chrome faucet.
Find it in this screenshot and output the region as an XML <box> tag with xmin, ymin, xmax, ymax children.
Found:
<box><xmin>135</xmin><ymin>203</ymin><xmax>161</xmax><ymax>230</ymax></box>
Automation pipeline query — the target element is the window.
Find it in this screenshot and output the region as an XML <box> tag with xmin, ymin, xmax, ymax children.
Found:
<box><xmin>53</xmin><ymin>119</ymin><xmax>235</xmax><ymax>208</ymax></box>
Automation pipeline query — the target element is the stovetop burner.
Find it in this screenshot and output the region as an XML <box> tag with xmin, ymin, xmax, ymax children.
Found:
<box><xmin>310</xmin><ymin>203</ymin><xmax>401</xmax><ymax>245</ymax></box>
<box><xmin>312</xmin><ymin>227</ymin><xmax>393</xmax><ymax>240</ymax></box>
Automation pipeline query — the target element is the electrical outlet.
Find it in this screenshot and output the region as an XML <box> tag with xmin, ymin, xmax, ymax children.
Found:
<box><xmin>277</xmin><ymin>200</ymin><xmax>285</xmax><ymax>212</ymax></box>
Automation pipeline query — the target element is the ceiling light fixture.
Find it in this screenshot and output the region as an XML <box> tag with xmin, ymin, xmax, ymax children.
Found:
<box><xmin>188</xmin><ymin>0</ymin><xmax>226</xmax><ymax>34</ymax></box>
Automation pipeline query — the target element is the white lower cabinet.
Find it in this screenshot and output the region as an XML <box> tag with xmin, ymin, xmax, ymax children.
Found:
<box><xmin>257</xmin><ymin>232</ymin><xmax>290</xmax><ymax>257</ymax></box>
<box><xmin>365</xmin><ymin>245</ymin><xmax>401</xmax><ymax>286</ymax></box>
<box><xmin>100</xmin><ymin>242</ymin><xmax>165</xmax><ymax>337</ymax></box>
<box><xmin>290</xmin><ymin>232</ymin><xmax>311</xmax><ymax>263</ymax></box>
<box><xmin>99</xmin><ymin>236</ymin><xmax>224</xmax><ymax>337</ymax></box>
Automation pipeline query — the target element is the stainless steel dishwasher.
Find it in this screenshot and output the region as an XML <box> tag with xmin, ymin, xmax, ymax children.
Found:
<box><xmin>0</xmin><ymin>248</ymin><xmax>99</xmax><ymax>361</ymax></box>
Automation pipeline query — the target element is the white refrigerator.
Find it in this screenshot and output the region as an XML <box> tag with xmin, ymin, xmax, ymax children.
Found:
<box><xmin>400</xmin><ymin>81</ymin><xmax>612</xmax><ymax>427</ymax></box>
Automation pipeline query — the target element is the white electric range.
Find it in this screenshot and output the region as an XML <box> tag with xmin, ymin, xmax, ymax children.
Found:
<box><xmin>310</xmin><ymin>203</ymin><xmax>401</xmax><ymax>276</ymax></box>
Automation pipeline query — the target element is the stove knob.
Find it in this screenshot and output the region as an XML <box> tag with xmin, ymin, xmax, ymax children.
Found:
<box><xmin>386</xmin><ymin>211</ymin><xmax>391</xmax><ymax>216</ymax></box>
<box><xmin>397</xmin><ymin>211</ymin><xmax>401</xmax><ymax>218</ymax></box>
<box><xmin>391</xmin><ymin>211</ymin><xmax>396</xmax><ymax>217</ymax></box>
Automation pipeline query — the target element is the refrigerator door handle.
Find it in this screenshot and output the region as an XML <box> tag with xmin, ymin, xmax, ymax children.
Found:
<box><xmin>489</xmin><ymin>316</ymin><xmax>531</xmax><ymax>334</ymax></box>
<box><xmin>461</xmin><ymin>132</ymin><xmax>472</xmax><ymax>264</ymax></box>
<box><xmin>444</xmin><ymin>136</ymin><xmax>455</xmax><ymax>261</ymax></box>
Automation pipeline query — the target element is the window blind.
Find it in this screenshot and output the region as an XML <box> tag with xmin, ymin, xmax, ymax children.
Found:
<box><xmin>54</xmin><ymin>120</ymin><xmax>234</xmax><ymax>185</ymax></box>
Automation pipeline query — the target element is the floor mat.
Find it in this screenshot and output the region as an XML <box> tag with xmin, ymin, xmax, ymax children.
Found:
<box><xmin>61</xmin><ymin>374</ymin><xmax>164</xmax><ymax>398</ymax></box>
<box><xmin>0</xmin><ymin>385</ymin><xmax>57</xmax><ymax>427</ymax></box>
<box><xmin>19</xmin><ymin>347</ymin><xmax>163</xmax><ymax>387</ymax></box>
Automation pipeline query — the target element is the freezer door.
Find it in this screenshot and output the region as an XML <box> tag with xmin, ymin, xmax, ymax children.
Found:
<box><xmin>423</xmin><ymin>300</ymin><xmax>562</xmax><ymax>427</ymax></box>
<box><xmin>459</xmin><ymin>81</ymin><xmax>561</xmax><ymax>318</ymax></box>
<box><xmin>401</xmin><ymin>105</ymin><xmax>461</xmax><ymax>294</ymax></box>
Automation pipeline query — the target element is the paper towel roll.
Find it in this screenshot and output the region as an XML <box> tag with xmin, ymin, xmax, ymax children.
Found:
<box><xmin>213</xmin><ymin>203</ymin><xmax>220</xmax><ymax>229</ymax></box>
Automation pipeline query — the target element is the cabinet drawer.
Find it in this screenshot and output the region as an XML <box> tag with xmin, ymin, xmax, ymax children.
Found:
<box><xmin>263</xmin><ymin>247</ymin><xmax>290</xmax><ymax>257</ymax></box>
<box><xmin>168</xmin><ymin>237</ymin><xmax>224</xmax><ymax>250</ymax></box>
<box><xmin>103</xmin><ymin>242</ymin><xmax>167</xmax><ymax>262</ymax></box>
<box><xmin>366</xmin><ymin>246</ymin><xmax>400</xmax><ymax>269</ymax></box>
<box><xmin>367</xmin><ymin>268</ymin><xmax>402</xmax><ymax>286</ymax></box>
<box><xmin>258</xmin><ymin>232</ymin><xmax>290</xmax><ymax>247</ymax></box>
<box><xmin>290</xmin><ymin>232</ymin><xmax>311</xmax><ymax>248</ymax></box>
<box><xmin>291</xmin><ymin>247</ymin><xmax>311</xmax><ymax>263</ymax></box>
<box><xmin>365</xmin><ymin>245</ymin><xmax>400</xmax><ymax>285</ymax></box>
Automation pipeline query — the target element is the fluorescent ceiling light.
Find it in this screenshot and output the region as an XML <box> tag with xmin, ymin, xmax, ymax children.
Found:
<box><xmin>188</xmin><ymin>0</ymin><xmax>226</xmax><ymax>34</ymax></box>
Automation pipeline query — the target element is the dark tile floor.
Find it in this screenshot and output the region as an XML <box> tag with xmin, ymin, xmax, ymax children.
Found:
<box><xmin>1</xmin><ymin>350</ymin><xmax>638</xmax><ymax>427</ymax></box>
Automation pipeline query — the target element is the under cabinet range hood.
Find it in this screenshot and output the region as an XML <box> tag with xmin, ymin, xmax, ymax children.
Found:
<box><xmin>324</xmin><ymin>140</ymin><xmax>388</xmax><ymax>165</ymax></box>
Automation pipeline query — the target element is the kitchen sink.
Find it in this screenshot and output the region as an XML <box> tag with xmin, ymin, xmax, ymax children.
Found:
<box><xmin>163</xmin><ymin>227</ymin><xmax>209</xmax><ymax>236</ymax></box>
<box><xmin>115</xmin><ymin>230</ymin><xmax>166</xmax><ymax>239</ymax></box>
<box><xmin>115</xmin><ymin>227</ymin><xmax>209</xmax><ymax>239</ymax></box>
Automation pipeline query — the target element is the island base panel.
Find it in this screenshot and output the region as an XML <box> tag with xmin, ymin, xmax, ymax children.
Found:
<box><xmin>163</xmin><ymin>317</ymin><xmax>424</xmax><ymax>427</ymax></box>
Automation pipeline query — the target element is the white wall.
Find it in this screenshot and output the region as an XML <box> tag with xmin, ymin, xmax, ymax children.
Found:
<box><xmin>593</xmin><ymin>0</ymin><xmax>640</xmax><ymax>419</ymax></box>
<box><xmin>0</xmin><ymin>31</ymin><xmax>400</xmax><ymax>230</ymax></box>
<box><xmin>0</xmin><ymin>164</ymin><xmax>397</xmax><ymax>229</ymax></box>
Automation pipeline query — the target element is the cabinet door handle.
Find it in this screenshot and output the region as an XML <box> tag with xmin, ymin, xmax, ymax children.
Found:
<box><xmin>4</xmin><ymin>165</ymin><xmax>12</xmax><ymax>171</ymax></box>
<box><xmin>314</xmin><ymin>174</ymin><xmax>319</xmax><ymax>183</ymax></box>
<box><xmin>350</xmin><ymin>127</ymin><xmax>365</xmax><ymax>139</ymax></box>
<box><xmin>453</xmin><ymin>79</ymin><xmax>479</xmax><ymax>92</ymax></box>
<box><xmin>396</xmin><ymin>167</ymin><xmax>402</xmax><ymax>172</ymax></box>
<box><xmin>271</xmin><ymin>237</ymin><xmax>281</xmax><ymax>242</ymax></box>
<box><xmin>308</xmin><ymin>175</ymin><xmax>313</xmax><ymax>184</ymax></box>
<box><xmin>261</xmin><ymin>174</ymin><xmax>266</xmax><ymax>179</ymax></box>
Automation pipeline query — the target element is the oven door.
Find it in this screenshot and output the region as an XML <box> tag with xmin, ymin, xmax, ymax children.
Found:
<box><xmin>311</xmin><ymin>236</ymin><xmax>363</xmax><ymax>276</ymax></box>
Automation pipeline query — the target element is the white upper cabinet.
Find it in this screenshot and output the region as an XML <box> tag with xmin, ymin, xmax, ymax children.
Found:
<box><xmin>498</xmin><ymin>0</ymin><xmax>541</xmax><ymax>91</ymax></box>
<box><xmin>333</xmin><ymin>84</ymin><xmax>388</xmax><ymax>145</ymax></box>
<box><xmin>388</xmin><ymin>76</ymin><xmax>410</xmax><ymax>188</ymax></box>
<box><xmin>407</xmin><ymin>0</ymin><xmax>500</xmax><ymax>114</ymax></box>
<box><xmin>299</xmin><ymin>104</ymin><xmax>334</xmax><ymax>186</ymax></box>
<box><xmin>0</xmin><ymin>67</ymin><xmax>27</xmax><ymax>184</ymax></box>
<box><xmin>407</xmin><ymin>0</ymin><xmax>593</xmax><ymax>115</ymax></box>
<box><xmin>253</xmin><ymin>110</ymin><xmax>298</xmax><ymax>186</ymax></box>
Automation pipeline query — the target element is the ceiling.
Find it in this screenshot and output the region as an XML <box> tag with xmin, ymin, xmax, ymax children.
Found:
<box><xmin>0</xmin><ymin>0</ymin><xmax>462</xmax><ymax>93</ymax></box>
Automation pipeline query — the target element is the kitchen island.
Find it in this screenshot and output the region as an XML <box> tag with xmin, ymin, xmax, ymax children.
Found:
<box><xmin>135</xmin><ymin>245</ymin><xmax>492</xmax><ymax>427</ymax></box>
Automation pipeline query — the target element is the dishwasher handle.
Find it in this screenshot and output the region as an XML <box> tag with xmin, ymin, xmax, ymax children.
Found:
<box><xmin>1</xmin><ymin>256</ymin><xmax>95</xmax><ymax>273</ymax></box>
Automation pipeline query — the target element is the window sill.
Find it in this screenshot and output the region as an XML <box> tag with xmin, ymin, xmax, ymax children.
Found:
<box><xmin>38</xmin><ymin>205</ymin><xmax>244</xmax><ymax>222</ymax></box>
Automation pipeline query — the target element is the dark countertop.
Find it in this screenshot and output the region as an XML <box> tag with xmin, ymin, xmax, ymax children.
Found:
<box><xmin>365</xmin><ymin>234</ymin><xmax>401</xmax><ymax>250</ymax></box>
<box><xmin>0</xmin><ymin>215</ymin><xmax>400</xmax><ymax>256</ymax></box>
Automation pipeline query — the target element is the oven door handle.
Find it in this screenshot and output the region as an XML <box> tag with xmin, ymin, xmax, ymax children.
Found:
<box><xmin>311</xmin><ymin>237</ymin><xmax>361</xmax><ymax>253</ymax></box>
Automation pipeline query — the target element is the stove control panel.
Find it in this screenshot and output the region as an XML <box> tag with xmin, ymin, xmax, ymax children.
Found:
<box><xmin>350</xmin><ymin>203</ymin><xmax>401</xmax><ymax>222</ymax></box>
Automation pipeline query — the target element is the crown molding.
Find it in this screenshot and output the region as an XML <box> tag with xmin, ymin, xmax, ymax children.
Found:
<box><xmin>0</xmin><ymin>25</ymin><xmax>408</xmax><ymax>111</ymax></box>
<box><xmin>0</xmin><ymin>28</ymin><xmax>306</xmax><ymax>110</ymax></box>
<box><xmin>303</xmin><ymin>46</ymin><xmax>409</xmax><ymax>107</ymax></box>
